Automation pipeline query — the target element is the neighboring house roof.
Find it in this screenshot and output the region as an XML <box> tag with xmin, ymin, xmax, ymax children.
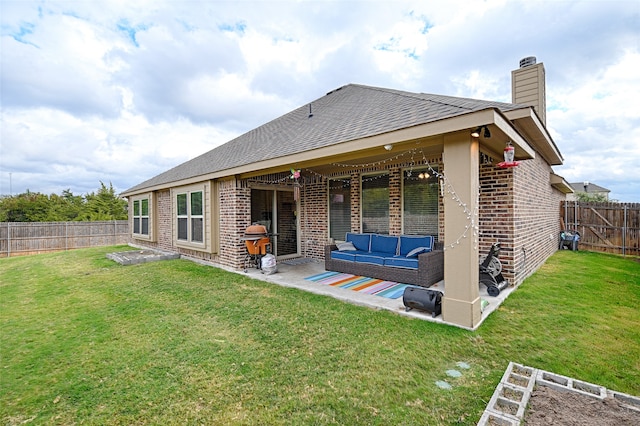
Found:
<box><xmin>569</xmin><ymin>182</ymin><xmax>610</xmax><ymax>193</ymax></box>
<box><xmin>123</xmin><ymin>84</ymin><xmax>531</xmax><ymax>195</ymax></box>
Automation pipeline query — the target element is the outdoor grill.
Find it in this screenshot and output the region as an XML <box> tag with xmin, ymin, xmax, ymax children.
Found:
<box><xmin>242</xmin><ymin>224</ymin><xmax>271</xmax><ymax>272</ymax></box>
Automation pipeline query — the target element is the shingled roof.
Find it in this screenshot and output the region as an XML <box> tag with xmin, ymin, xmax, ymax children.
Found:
<box><xmin>124</xmin><ymin>84</ymin><xmax>525</xmax><ymax>194</ymax></box>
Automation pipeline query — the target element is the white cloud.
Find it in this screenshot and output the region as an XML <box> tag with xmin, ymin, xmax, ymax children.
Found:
<box><xmin>1</xmin><ymin>0</ymin><xmax>638</xmax><ymax>202</ymax></box>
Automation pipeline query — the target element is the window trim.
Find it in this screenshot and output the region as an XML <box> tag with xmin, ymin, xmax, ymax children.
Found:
<box><xmin>131</xmin><ymin>193</ymin><xmax>155</xmax><ymax>242</ymax></box>
<box><xmin>401</xmin><ymin>166</ymin><xmax>439</xmax><ymax>237</ymax></box>
<box><xmin>360</xmin><ymin>172</ymin><xmax>390</xmax><ymax>235</ymax></box>
<box><xmin>174</xmin><ymin>184</ymin><xmax>207</xmax><ymax>250</ymax></box>
<box><xmin>328</xmin><ymin>176</ymin><xmax>352</xmax><ymax>242</ymax></box>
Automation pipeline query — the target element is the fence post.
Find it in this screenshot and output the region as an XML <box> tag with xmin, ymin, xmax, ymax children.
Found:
<box><xmin>7</xmin><ymin>222</ymin><xmax>10</xmax><ymax>258</ymax></box>
<box><xmin>623</xmin><ymin>204</ymin><xmax>627</xmax><ymax>257</ymax></box>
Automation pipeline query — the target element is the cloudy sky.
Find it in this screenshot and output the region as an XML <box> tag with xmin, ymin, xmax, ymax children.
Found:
<box><xmin>1</xmin><ymin>0</ymin><xmax>639</xmax><ymax>202</ymax></box>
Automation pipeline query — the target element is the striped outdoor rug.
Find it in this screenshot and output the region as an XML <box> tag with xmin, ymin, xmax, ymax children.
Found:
<box><xmin>304</xmin><ymin>271</ymin><xmax>415</xmax><ymax>299</ymax></box>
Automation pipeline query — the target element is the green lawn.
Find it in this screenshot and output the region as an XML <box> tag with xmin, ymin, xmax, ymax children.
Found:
<box><xmin>1</xmin><ymin>247</ymin><xmax>638</xmax><ymax>425</ymax></box>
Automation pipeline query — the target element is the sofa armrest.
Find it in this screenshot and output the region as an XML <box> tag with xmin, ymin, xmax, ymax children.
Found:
<box><xmin>418</xmin><ymin>248</ymin><xmax>445</xmax><ymax>286</ymax></box>
<box><xmin>325</xmin><ymin>244</ymin><xmax>338</xmax><ymax>256</ymax></box>
<box><xmin>325</xmin><ymin>244</ymin><xmax>338</xmax><ymax>267</ymax></box>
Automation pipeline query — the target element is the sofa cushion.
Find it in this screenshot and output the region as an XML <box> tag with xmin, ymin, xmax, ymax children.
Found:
<box><xmin>384</xmin><ymin>255</ymin><xmax>419</xmax><ymax>269</ymax></box>
<box><xmin>399</xmin><ymin>235</ymin><xmax>433</xmax><ymax>256</ymax></box>
<box><xmin>354</xmin><ymin>251</ymin><xmax>387</xmax><ymax>266</ymax></box>
<box><xmin>346</xmin><ymin>232</ymin><xmax>372</xmax><ymax>251</ymax></box>
<box><xmin>370</xmin><ymin>234</ymin><xmax>399</xmax><ymax>255</ymax></box>
<box><xmin>331</xmin><ymin>250</ymin><xmax>356</xmax><ymax>262</ymax></box>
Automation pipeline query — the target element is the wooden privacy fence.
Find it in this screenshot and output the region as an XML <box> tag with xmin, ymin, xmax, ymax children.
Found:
<box><xmin>561</xmin><ymin>201</ymin><xmax>640</xmax><ymax>257</ymax></box>
<box><xmin>0</xmin><ymin>221</ymin><xmax>129</xmax><ymax>258</ymax></box>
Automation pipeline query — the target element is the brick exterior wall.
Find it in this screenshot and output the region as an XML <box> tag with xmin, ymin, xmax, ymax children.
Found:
<box><xmin>156</xmin><ymin>189</ymin><xmax>172</xmax><ymax>251</ymax></box>
<box><xmin>129</xmin><ymin>154</ymin><xmax>560</xmax><ymax>282</ymax></box>
<box><xmin>218</xmin><ymin>178</ymin><xmax>250</xmax><ymax>269</ymax></box>
<box><xmin>479</xmin><ymin>155</ymin><xmax>565</xmax><ymax>285</ymax></box>
<box><xmin>513</xmin><ymin>156</ymin><xmax>565</xmax><ymax>283</ymax></box>
<box><xmin>300</xmin><ymin>178</ymin><xmax>328</xmax><ymax>259</ymax></box>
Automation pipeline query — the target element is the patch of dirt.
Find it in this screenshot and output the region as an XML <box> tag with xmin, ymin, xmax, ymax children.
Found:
<box><xmin>524</xmin><ymin>385</ymin><xmax>640</xmax><ymax>426</ymax></box>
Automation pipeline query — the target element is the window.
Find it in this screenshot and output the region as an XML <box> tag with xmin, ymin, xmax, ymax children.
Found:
<box><xmin>362</xmin><ymin>174</ymin><xmax>389</xmax><ymax>234</ymax></box>
<box><xmin>132</xmin><ymin>195</ymin><xmax>151</xmax><ymax>239</ymax></box>
<box><xmin>403</xmin><ymin>167</ymin><xmax>439</xmax><ymax>236</ymax></box>
<box><xmin>176</xmin><ymin>189</ymin><xmax>204</xmax><ymax>244</ymax></box>
<box><xmin>329</xmin><ymin>178</ymin><xmax>351</xmax><ymax>241</ymax></box>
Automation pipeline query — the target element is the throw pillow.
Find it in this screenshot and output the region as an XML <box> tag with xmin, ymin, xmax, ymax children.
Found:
<box><xmin>337</xmin><ymin>242</ymin><xmax>357</xmax><ymax>251</ymax></box>
<box><xmin>406</xmin><ymin>246</ymin><xmax>427</xmax><ymax>257</ymax></box>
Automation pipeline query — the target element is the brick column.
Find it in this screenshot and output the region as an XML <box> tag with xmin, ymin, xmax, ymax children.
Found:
<box><xmin>350</xmin><ymin>172</ymin><xmax>361</xmax><ymax>232</ymax></box>
<box><xmin>389</xmin><ymin>168</ymin><xmax>402</xmax><ymax>235</ymax></box>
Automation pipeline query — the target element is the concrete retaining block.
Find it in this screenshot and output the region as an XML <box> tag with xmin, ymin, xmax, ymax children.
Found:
<box><xmin>484</xmin><ymin>382</ymin><xmax>531</xmax><ymax>421</ymax></box>
<box><xmin>477</xmin><ymin>410</ymin><xmax>519</xmax><ymax>426</ymax></box>
<box><xmin>478</xmin><ymin>362</ymin><xmax>640</xmax><ymax>425</ymax></box>
<box><xmin>535</xmin><ymin>370</ymin><xmax>606</xmax><ymax>400</ymax></box>
<box><xmin>107</xmin><ymin>249</ymin><xmax>180</xmax><ymax>265</ymax></box>
<box><xmin>478</xmin><ymin>362</ymin><xmax>537</xmax><ymax>425</ymax></box>
<box><xmin>500</xmin><ymin>362</ymin><xmax>536</xmax><ymax>393</ymax></box>
<box><xmin>608</xmin><ymin>389</ymin><xmax>640</xmax><ymax>412</ymax></box>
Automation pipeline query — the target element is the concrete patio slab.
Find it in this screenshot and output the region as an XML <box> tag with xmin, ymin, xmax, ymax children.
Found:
<box><xmin>107</xmin><ymin>249</ymin><xmax>180</xmax><ymax>265</ymax></box>
<box><xmin>192</xmin><ymin>255</ymin><xmax>516</xmax><ymax>330</ymax></box>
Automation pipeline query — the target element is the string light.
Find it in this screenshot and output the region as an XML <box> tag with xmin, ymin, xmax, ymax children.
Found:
<box><xmin>330</xmin><ymin>150</ymin><xmax>415</xmax><ymax>168</ymax></box>
<box><xmin>247</xmin><ymin>146</ymin><xmax>478</xmax><ymax>251</ymax></box>
<box><xmin>440</xmin><ymin>170</ymin><xmax>479</xmax><ymax>251</ymax></box>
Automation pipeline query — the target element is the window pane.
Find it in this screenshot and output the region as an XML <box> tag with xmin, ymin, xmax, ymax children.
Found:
<box><xmin>178</xmin><ymin>218</ymin><xmax>188</xmax><ymax>240</ymax></box>
<box><xmin>133</xmin><ymin>200</ymin><xmax>140</xmax><ymax>216</ymax></box>
<box><xmin>251</xmin><ymin>189</ymin><xmax>273</xmax><ymax>232</ymax></box>
<box><xmin>404</xmin><ymin>168</ymin><xmax>439</xmax><ymax>236</ymax></box>
<box><xmin>141</xmin><ymin>199</ymin><xmax>149</xmax><ymax>216</ymax></box>
<box><xmin>329</xmin><ymin>178</ymin><xmax>351</xmax><ymax>241</ymax></box>
<box><xmin>177</xmin><ymin>194</ymin><xmax>187</xmax><ymax>216</ymax></box>
<box><xmin>133</xmin><ymin>217</ymin><xmax>140</xmax><ymax>234</ymax></box>
<box><xmin>191</xmin><ymin>218</ymin><xmax>203</xmax><ymax>242</ymax></box>
<box><xmin>362</xmin><ymin>174</ymin><xmax>389</xmax><ymax>234</ymax></box>
<box><xmin>141</xmin><ymin>218</ymin><xmax>149</xmax><ymax>235</ymax></box>
<box><xmin>191</xmin><ymin>191</ymin><xmax>203</xmax><ymax>215</ymax></box>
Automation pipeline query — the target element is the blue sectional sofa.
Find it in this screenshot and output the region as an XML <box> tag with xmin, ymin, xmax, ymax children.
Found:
<box><xmin>324</xmin><ymin>233</ymin><xmax>444</xmax><ymax>287</ymax></box>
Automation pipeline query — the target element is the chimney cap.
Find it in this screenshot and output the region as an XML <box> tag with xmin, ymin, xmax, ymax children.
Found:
<box><xmin>519</xmin><ymin>56</ymin><xmax>537</xmax><ymax>68</ymax></box>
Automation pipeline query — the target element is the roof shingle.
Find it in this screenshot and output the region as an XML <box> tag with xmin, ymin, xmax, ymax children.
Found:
<box><xmin>124</xmin><ymin>84</ymin><xmax>524</xmax><ymax>194</ymax></box>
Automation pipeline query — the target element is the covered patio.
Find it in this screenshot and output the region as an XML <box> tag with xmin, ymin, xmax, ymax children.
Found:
<box><xmin>235</xmin><ymin>106</ymin><xmax>536</xmax><ymax>329</ymax></box>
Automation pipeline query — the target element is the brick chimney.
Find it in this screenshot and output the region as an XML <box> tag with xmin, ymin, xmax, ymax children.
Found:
<box><xmin>511</xmin><ymin>56</ymin><xmax>546</xmax><ymax>126</ymax></box>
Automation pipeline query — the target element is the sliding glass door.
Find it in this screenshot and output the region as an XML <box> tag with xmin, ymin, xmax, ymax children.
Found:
<box><xmin>251</xmin><ymin>188</ymin><xmax>299</xmax><ymax>258</ymax></box>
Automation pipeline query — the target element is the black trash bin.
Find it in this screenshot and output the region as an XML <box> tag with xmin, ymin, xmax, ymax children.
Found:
<box><xmin>559</xmin><ymin>230</ymin><xmax>580</xmax><ymax>251</ymax></box>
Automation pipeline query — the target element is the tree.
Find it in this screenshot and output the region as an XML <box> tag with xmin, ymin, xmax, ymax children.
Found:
<box><xmin>79</xmin><ymin>182</ymin><xmax>128</xmax><ymax>221</ymax></box>
<box><xmin>0</xmin><ymin>191</ymin><xmax>50</xmax><ymax>222</ymax></box>
<box><xmin>0</xmin><ymin>183</ymin><xmax>128</xmax><ymax>222</ymax></box>
<box><xmin>575</xmin><ymin>192</ymin><xmax>609</xmax><ymax>203</ymax></box>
